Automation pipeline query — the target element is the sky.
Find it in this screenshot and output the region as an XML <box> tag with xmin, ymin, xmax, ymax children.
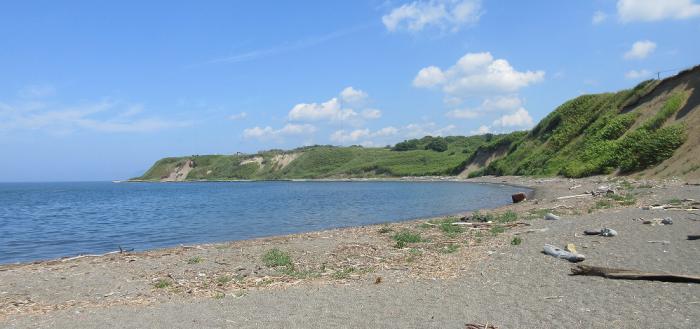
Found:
<box><xmin>1</xmin><ymin>0</ymin><xmax>699</xmax><ymax>182</ymax></box>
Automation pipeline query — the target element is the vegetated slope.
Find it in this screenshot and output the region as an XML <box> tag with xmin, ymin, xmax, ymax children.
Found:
<box><xmin>136</xmin><ymin>65</ymin><xmax>699</xmax><ymax>181</ymax></box>
<box><xmin>477</xmin><ymin>65</ymin><xmax>699</xmax><ymax>180</ymax></box>
<box><xmin>135</xmin><ymin>135</ymin><xmax>521</xmax><ymax>181</ymax></box>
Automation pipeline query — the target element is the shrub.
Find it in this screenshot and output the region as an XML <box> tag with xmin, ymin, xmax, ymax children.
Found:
<box><xmin>262</xmin><ymin>248</ymin><xmax>292</xmax><ymax>268</ymax></box>
<box><xmin>425</xmin><ymin>138</ymin><xmax>448</xmax><ymax>152</ymax></box>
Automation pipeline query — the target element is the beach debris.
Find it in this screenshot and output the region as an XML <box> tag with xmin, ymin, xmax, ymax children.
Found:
<box><xmin>465</xmin><ymin>323</ymin><xmax>498</xmax><ymax>329</ymax></box>
<box><xmin>543</xmin><ymin>244</ymin><xmax>585</xmax><ymax>263</ymax></box>
<box><xmin>642</xmin><ymin>218</ymin><xmax>673</xmax><ymax>225</ymax></box>
<box><xmin>556</xmin><ymin>193</ymin><xmax>591</xmax><ymax>200</ymax></box>
<box><xmin>511</xmin><ymin>192</ymin><xmax>527</xmax><ymax>203</ymax></box>
<box><xmin>374</xmin><ymin>277</ymin><xmax>382</xmax><ymax>284</ymax></box>
<box><xmin>592</xmin><ymin>185</ymin><xmax>616</xmax><ymax>196</ymax></box>
<box><xmin>600</xmin><ymin>228</ymin><xmax>618</xmax><ymax>237</ymax></box>
<box><xmin>688</xmin><ymin>235</ymin><xmax>700</xmax><ymax>241</ymax></box>
<box><xmin>513</xmin><ymin>227</ymin><xmax>549</xmax><ymax>235</ymax></box>
<box><xmin>647</xmin><ymin>240</ymin><xmax>670</xmax><ymax>244</ymax></box>
<box><xmin>582</xmin><ymin>228</ymin><xmax>617</xmax><ymax>237</ymax></box>
<box><xmin>571</xmin><ymin>265</ymin><xmax>700</xmax><ymax>284</ymax></box>
<box><xmin>569</xmin><ymin>184</ymin><xmax>582</xmax><ymax>190</ymax></box>
<box><xmin>565</xmin><ymin>243</ymin><xmax>577</xmax><ymax>253</ymax></box>
<box><xmin>544</xmin><ymin>213</ymin><xmax>560</xmax><ymax>221</ymax></box>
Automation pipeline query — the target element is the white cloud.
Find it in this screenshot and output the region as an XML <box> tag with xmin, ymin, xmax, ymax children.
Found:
<box><xmin>0</xmin><ymin>99</ymin><xmax>191</xmax><ymax>134</ymax></box>
<box><xmin>625</xmin><ymin>69</ymin><xmax>652</xmax><ymax>79</ymax></box>
<box><xmin>361</xmin><ymin>108</ymin><xmax>382</xmax><ymax>119</ymax></box>
<box><xmin>617</xmin><ymin>0</ymin><xmax>700</xmax><ymax>22</ymax></box>
<box><xmin>592</xmin><ymin>11</ymin><xmax>608</xmax><ymax>25</ymax></box>
<box><xmin>623</xmin><ymin>40</ymin><xmax>656</xmax><ymax>60</ymax></box>
<box><xmin>243</xmin><ymin>123</ymin><xmax>317</xmax><ymax>140</ymax></box>
<box><xmin>402</xmin><ymin>122</ymin><xmax>457</xmax><ymax>138</ymax></box>
<box><xmin>446</xmin><ymin>108</ymin><xmax>479</xmax><ymax>119</ymax></box>
<box><xmin>340</xmin><ymin>87</ymin><xmax>368</xmax><ymax>104</ymax></box>
<box><xmin>288</xmin><ymin>87</ymin><xmax>380</xmax><ymax>124</ymax></box>
<box><xmin>470</xmin><ymin>125</ymin><xmax>490</xmax><ymax>135</ymax></box>
<box><xmin>329</xmin><ymin>126</ymin><xmax>399</xmax><ymax>144</ymax></box>
<box><xmin>382</xmin><ymin>0</ymin><xmax>482</xmax><ymax>32</ymax></box>
<box><xmin>481</xmin><ymin>95</ymin><xmax>522</xmax><ymax>111</ymax></box>
<box><xmin>414</xmin><ymin>52</ymin><xmax>544</xmax><ymax>100</ymax></box>
<box><xmin>492</xmin><ymin>108</ymin><xmax>534</xmax><ymax>127</ymax></box>
<box><xmin>228</xmin><ymin>112</ymin><xmax>247</xmax><ymax>120</ymax></box>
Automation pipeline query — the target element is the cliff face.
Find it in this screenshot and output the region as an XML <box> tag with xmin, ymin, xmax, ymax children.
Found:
<box><xmin>137</xmin><ymin>65</ymin><xmax>700</xmax><ymax>182</ymax></box>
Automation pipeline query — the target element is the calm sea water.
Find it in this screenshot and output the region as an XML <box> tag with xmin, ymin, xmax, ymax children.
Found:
<box><xmin>0</xmin><ymin>181</ymin><xmax>525</xmax><ymax>264</ymax></box>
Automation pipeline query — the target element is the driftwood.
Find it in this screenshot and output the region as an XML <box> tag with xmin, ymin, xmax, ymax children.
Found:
<box><xmin>465</xmin><ymin>323</ymin><xmax>497</xmax><ymax>329</ymax></box>
<box><xmin>571</xmin><ymin>265</ymin><xmax>700</xmax><ymax>283</ymax></box>
<box><xmin>556</xmin><ymin>193</ymin><xmax>591</xmax><ymax>200</ymax></box>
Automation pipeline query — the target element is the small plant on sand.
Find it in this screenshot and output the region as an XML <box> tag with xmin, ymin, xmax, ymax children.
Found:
<box><xmin>262</xmin><ymin>248</ymin><xmax>292</xmax><ymax>268</ymax></box>
<box><xmin>439</xmin><ymin>244</ymin><xmax>459</xmax><ymax>254</ymax></box>
<box><xmin>594</xmin><ymin>199</ymin><xmax>613</xmax><ymax>210</ymax></box>
<box><xmin>471</xmin><ymin>211</ymin><xmax>494</xmax><ymax>222</ymax></box>
<box><xmin>666</xmin><ymin>198</ymin><xmax>682</xmax><ymax>205</ymax></box>
<box><xmin>187</xmin><ymin>256</ymin><xmax>204</xmax><ymax>264</ymax></box>
<box><xmin>213</xmin><ymin>292</ymin><xmax>225</xmax><ymax>299</ymax></box>
<box><xmin>490</xmin><ymin>225</ymin><xmax>505</xmax><ymax>236</ymax></box>
<box><xmin>497</xmin><ymin>210</ymin><xmax>518</xmax><ymax>223</ymax></box>
<box><xmin>609</xmin><ymin>193</ymin><xmax>637</xmax><ymax>206</ymax></box>
<box><xmin>332</xmin><ymin>267</ymin><xmax>356</xmax><ymax>280</ymax></box>
<box><xmin>511</xmin><ymin>236</ymin><xmax>522</xmax><ymax>246</ymax></box>
<box><xmin>217</xmin><ymin>275</ymin><xmax>232</xmax><ymax>285</ymax></box>
<box><xmin>154</xmin><ymin>279</ymin><xmax>171</xmax><ymax>289</ymax></box>
<box><xmin>378</xmin><ymin>226</ymin><xmax>393</xmax><ymax>234</ymax></box>
<box><xmin>392</xmin><ymin>231</ymin><xmax>422</xmax><ymax>248</ymax></box>
<box><xmin>439</xmin><ymin>222</ymin><xmax>463</xmax><ymax>237</ymax></box>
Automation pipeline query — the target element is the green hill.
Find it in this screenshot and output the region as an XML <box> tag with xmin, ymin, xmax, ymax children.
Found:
<box><xmin>136</xmin><ymin>65</ymin><xmax>700</xmax><ymax>182</ymax></box>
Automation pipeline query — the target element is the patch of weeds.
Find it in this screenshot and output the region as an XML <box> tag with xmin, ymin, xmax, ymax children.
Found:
<box><xmin>187</xmin><ymin>256</ymin><xmax>204</xmax><ymax>264</ymax></box>
<box><xmin>619</xmin><ymin>180</ymin><xmax>633</xmax><ymax>190</ymax></box>
<box><xmin>638</xmin><ymin>183</ymin><xmax>653</xmax><ymax>188</ymax></box>
<box><xmin>474</xmin><ymin>231</ymin><xmax>483</xmax><ymax>238</ymax></box>
<box><xmin>666</xmin><ymin>198</ymin><xmax>682</xmax><ymax>205</ymax></box>
<box><xmin>256</xmin><ymin>278</ymin><xmax>274</xmax><ymax>286</ymax></box>
<box><xmin>439</xmin><ymin>222</ymin><xmax>463</xmax><ymax>237</ymax></box>
<box><xmin>594</xmin><ymin>199</ymin><xmax>613</xmax><ymax>210</ymax></box>
<box><xmin>497</xmin><ymin>210</ymin><xmax>518</xmax><ymax>223</ymax></box>
<box><xmin>262</xmin><ymin>248</ymin><xmax>292</xmax><ymax>268</ymax></box>
<box><xmin>511</xmin><ymin>236</ymin><xmax>522</xmax><ymax>246</ymax></box>
<box><xmin>490</xmin><ymin>225</ymin><xmax>505</xmax><ymax>236</ymax></box>
<box><xmin>418</xmin><ymin>223</ymin><xmax>434</xmax><ymax>229</ymax></box>
<box><xmin>216</xmin><ymin>275</ymin><xmax>232</xmax><ymax>285</ymax></box>
<box><xmin>392</xmin><ymin>231</ymin><xmax>422</xmax><ymax>248</ymax></box>
<box><xmin>213</xmin><ymin>292</ymin><xmax>225</xmax><ymax>299</ymax></box>
<box><xmin>154</xmin><ymin>279</ymin><xmax>172</xmax><ymax>289</ymax></box>
<box><xmin>471</xmin><ymin>211</ymin><xmax>495</xmax><ymax>222</ymax></box>
<box><xmin>608</xmin><ymin>193</ymin><xmax>636</xmax><ymax>206</ymax></box>
<box><xmin>378</xmin><ymin>226</ymin><xmax>393</xmax><ymax>234</ymax></box>
<box><xmin>439</xmin><ymin>244</ymin><xmax>459</xmax><ymax>254</ymax></box>
<box><xmin>409</xmin><ymin>248</ymin><xmax>423</xmax><ymax>256</ymax></box>
<box><xmin>332</xmin><ymin>267</ymin><xmax>356</xmax><ymax>280</ymax></box>
<box><xmin>280</xmin><ymin>267</ymin><xmax>318</xmax><ymax>279</ymax></box>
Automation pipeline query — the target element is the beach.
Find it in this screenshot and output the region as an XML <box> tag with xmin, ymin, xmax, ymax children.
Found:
<box><xmin>1</xmin><ymin>176</ymin><xmax>698</xmax><ymax>328</ymax></box>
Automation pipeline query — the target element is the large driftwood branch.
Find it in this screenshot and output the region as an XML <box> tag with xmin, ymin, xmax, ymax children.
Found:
<box><xmin>571</xmin><ymin>265</ymin><xmax>700</xmax><ymax>284</ymax></box>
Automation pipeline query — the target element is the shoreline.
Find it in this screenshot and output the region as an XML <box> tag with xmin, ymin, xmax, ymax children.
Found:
<box><xmin>2</xmin><ymin>175</ymin><xmax>698</xmax><ymax>328</ymax></box>
<box><xmin>1</xmin><ymin>177</ymin><xmax>535</xmax><ymax>267</ymax></box>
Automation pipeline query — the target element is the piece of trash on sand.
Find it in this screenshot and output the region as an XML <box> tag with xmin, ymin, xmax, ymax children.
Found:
<box><xmin>544</xmin><ymin>213</ymin><xmax>560</xmax><ymax>220</ymax></box>
<box><xmin>565</xmin><ymin>243</ymin><xmax>577</xmax><ymax>253</ymax></box>
<box><xmin>543</xmin><ymin>244</ymin><xmax>585</xmax><ymax>262</ymax></box>
<box><xmin>647</xmin><ymin>240</ymin><xmax>670</xmax><ymax>244</ymax></box>
<box><xmin>661</xmin><ymin>217</ymin><xmax>673</xmax><ymax>225</ymax></box>
<box><xmin>600</xmin><ymin>228</ymin><xmax>617</xmax><ymax>237</ymax></box>
<box><xmin>465</xmin><ymin>323</ymin><xmax>498</xmax><ymax>329</ymax></box>
<box><xmin>583</xmin><ymin>228</ymin><xmax>617</xmax><ymax>237</ymax></box>
<box><xmin>511</xmin><ymin>192</ymin><xmax>527</xmax><ymax>203</ymax></box>
<box><xmin>688</xmin><ymin>235</ymin><xmax>700</xmax><ymax>241</ymax></box>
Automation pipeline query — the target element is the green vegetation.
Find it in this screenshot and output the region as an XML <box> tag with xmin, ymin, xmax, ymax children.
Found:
<box><xmin>137</xmin><ymin>72</ymin><xmax>693</xmax><ymax>181</ymax></box>
<box><xmin>216</xmin><ymin>275</ymin><xmax>232</xmax><ymax>285</ymax></box>
<box><xmin>496</xmin><ymin>210</ymin><xmax>518</xmax><ymax>223</ymax></box>
<box><xmin>332</xmin><ymin>267</ymin><xmax>356</xmax><ymax>280</ymax></box>
<box><xmin>392</xmin><ymin>231</ymin><xmax>422</xmax><ymax>248</ymax></box>
<box><xmin>262</xmin><ymin>248</ymin><xmax>292</xmax><ymax>268</ymax></box>
<box><xmin>666</xmin><ymin>198</ymin><xmax>682</xmax><ymax>205</ymax></box>
<box><xmin>439</xmin><ymin>222</ymin><xmax>463</xmax><ymax>237</ymax></box>
<box><xmin>490</xmin><ymin>225</ymin><xmax>505</xmax><ymax>236</ymax></box>
<box><xmin>511</xmin><ymin>236</ymin><xmax>522</xmax><ymax>246</ymax></box>
<box><xmin>154</xmin><ymin>279</ymin><xmax>172</xmax><ymax>289</ymax></box>
<box><xmin>187</xmin><ymin>256</ymin><xmax>204</xmax><ymax>264</ymax></box>
<box><xmin>439</xmin><ymin>244</ymin><xmax>460</xmax><ymax>254</ymax></box>
<box><xmin>378</xmin><ymin>226</ymin><xmax>393</xmax><ymax>234</ymax></box>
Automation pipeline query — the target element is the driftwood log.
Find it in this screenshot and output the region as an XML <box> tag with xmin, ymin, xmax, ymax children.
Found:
<box><xmin>571</xmin><ymin>265</ymin><xmax>700</xmax><ymax>283</ymax></box>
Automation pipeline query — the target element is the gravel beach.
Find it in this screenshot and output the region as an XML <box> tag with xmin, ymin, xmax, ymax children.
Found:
<box><xmin>2</xmin><ymin>176</ymin><xmax>699</xmax><ymax>328</ymax></box>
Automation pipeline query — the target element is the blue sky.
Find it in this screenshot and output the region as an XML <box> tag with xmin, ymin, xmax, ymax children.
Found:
<box><xmin>1</xmin><ymin>0</ymin><xmax>699</xmax><ymax>181</ymax></box>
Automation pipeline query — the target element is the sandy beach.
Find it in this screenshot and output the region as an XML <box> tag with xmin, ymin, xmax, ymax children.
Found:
<box><xmin>1</xmin><ymin>176</ymin><xmax>698</xmax><ymax>328</ymax></box>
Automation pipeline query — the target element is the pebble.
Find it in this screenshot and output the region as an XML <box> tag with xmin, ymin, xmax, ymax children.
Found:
<box><xmin>544</xmin><ymin>213</ymin><xmax>560</xmax><ymax>220</ymax></box>
<box><xmin>661</xmin><ymin>217</ymin><xmax>673</xmax><ymax>225</ymax></box>
<box><xmin>600</xmin><ymin>228</ymin><xmax>618</xmax><ymax>237</ymax></box>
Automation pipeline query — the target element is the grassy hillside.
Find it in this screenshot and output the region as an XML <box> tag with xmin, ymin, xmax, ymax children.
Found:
<box><xmin>136</xmin><ymin>65</ymin><xmax>699</xmax><ymax>181</ymax></box>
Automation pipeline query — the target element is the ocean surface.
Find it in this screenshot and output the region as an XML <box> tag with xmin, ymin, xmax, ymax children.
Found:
<box><xmin>0</xmin><ymin>181</ymin><xmax>526</xmax><ymax>264</ymax></box>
